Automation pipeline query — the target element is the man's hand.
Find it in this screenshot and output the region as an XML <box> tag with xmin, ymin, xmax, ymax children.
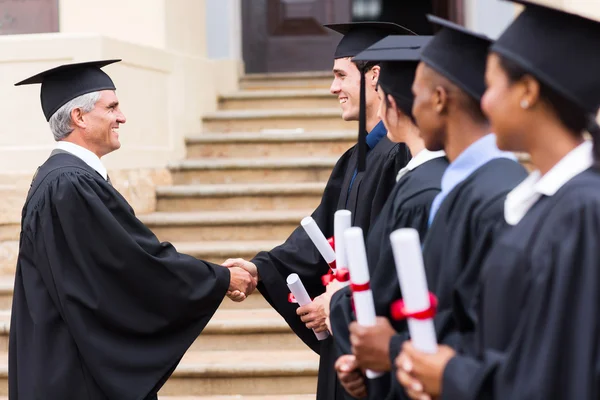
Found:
<box><xmin>323</xmin><ymin>279</ymin><xmax>344</xmax><ymax>318</ymax></box>
<box><xmin>226</xmin><ymin>267</ymin><xmax>257</xmax><ymax>302</ymax></box>
<box><xmin>222</xmin><ymin>258</ymin><xmax>259</xmax><ymax>302</ymax></box>
<box><xmin>296</xmin><ymin>293</ymin><xmax>329</xmax><ymax>333</ymax></box>
<box><xmin>335</xmin><ymin>354</ymin><xmax>367</xmax><ymax>399</ymax></box>
<box><xmin>396</xmin><ymin>341</ymin><xmax>456</xmax><ymax>399</ymax></box>
<box><xmin>350</xmin><ymin>317</ymin><xmax>396</xmax><ymax>371</ymax></box>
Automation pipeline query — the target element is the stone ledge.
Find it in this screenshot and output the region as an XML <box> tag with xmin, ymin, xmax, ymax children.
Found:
<box><xmin>203</xmin><ymin>108</ymin><xmax>342</xmax><ymax>120</ymax></box>
<box><xmin>219</xmin><ymin>89</ymin><xmax>332</xmax><ymax>100</ymax></box>
<box><xmin>169</xmin><ymin>157</ymin><xmax>338</xmax><ymax>171</ymax></box>
<box><xmin>159</xmin><ymin>396</ymin><xmax>314</xmax><ymax>400</ymax></box>
<box><xmin>156</xmin><ymin>183</ymin><xmax>326</xmax><ymax>197</ymax></box>
<box><xmin>241</xmin><ymin>71</ymin><xmax>330</xmax><ymax>80</ymax></box>
<box><xmin>173</xmin><ymin>350</ymin><xmax>319</xmax><ymax>377</ymax></box>
<box><xmin>174</xmin><ymin>240</ymin><xmax>280</xmax><ymax>256</ymax></box>
<box><xmin>185</xmin><ymin>131</ymin><xmax>355</xmax><ymax>143</ymax></box>
<box><xmin>140</xmin><ymin>210</ymin><xmax>311</xmax><ymax>226</ymax></box>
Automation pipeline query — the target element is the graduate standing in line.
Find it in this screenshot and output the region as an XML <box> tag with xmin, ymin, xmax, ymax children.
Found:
<box><xmin>222</xmin><ymin>22</ymin><xmax>414</xmax><ymax>400</ymax></box>
<box><xmin>325</xmin><ymin>35</ymin><xmax>449</xmax><ymax>400</ymax></box>
<box><xmin>349</xmin><ymin>15</ymin><xmax>529</xmax><ymax>399</ymax></box>
<box><xmin>397</xmin><ymin>2</ymin><xmax>600</xmax><ymax>399</ymax></box>
<box><xmin>9</xmin><ymin>60</ymin><xmax>256</xmax><ymax>400</ymax></box>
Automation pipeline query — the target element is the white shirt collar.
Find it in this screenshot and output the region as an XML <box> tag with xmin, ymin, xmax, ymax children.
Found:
<box><xmin>504</xmin><ymin>140</ymin><xmax>593</xmax><ymax>225</ymax></box>
<box><xmin>396</xmin><ymin>149</ymin><xmax>446</xmax><ymax>182</ymax></box>
<box><xmin>56</xmin><ymin>141</ymin><xmax>108</xmax><ymax>180</ymax></box>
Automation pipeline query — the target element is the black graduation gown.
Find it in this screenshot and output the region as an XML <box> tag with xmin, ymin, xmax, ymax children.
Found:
<box><xmin>252</xmin><ymin>134</ymin><xmax>411</xmax><ymax>400</ymax></box>
<box><xmin>441</xmin><ymin>168</ymin><xmax>600</xmax><ymax>400</ymax></box>
<box><xmin>9</xmin><ymin>153</ymin><xmax>230</xmax><ymax>400</ymax></box>
<box><xmin>384</xmin><ymin>158</ymin><xmax>528</xmax><ymax>399</ymax></box>
<box><xmin>328</xmin><ymin>156</ymin><xmax>448</xmax><ymax>400</ymax></box>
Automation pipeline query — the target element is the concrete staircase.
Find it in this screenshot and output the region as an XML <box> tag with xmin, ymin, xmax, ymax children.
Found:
<box><xmin>145</xmin><ymin>71</ymin><xmax>353</xmax><ymax>398</ymax></box>
<box><xmin>0</xmin><ymin>70</ymin><xmax>532</xmax><ymax>398</ymax></box>
<box><xmin>0</xmin><ymin>71</ymin><xmax>353</xmax><ymax>398</ymax></box>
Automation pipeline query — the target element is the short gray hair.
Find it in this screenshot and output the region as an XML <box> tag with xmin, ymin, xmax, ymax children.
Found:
<box><xmin>49</xmin><ymin>91</ymin><xmax>101</xmax><ymax>141</ymax></box>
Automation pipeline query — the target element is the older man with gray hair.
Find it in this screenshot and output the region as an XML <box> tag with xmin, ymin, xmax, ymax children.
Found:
<box><xmin>9</xmin><ymin>59</ymin><xmax>256</xmax><ymax>400</ymax></box>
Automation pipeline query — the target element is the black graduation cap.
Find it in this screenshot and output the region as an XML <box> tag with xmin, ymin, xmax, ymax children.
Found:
<box><xmin>325</xmin><ymin>22</ymin><xmax>417</xmax><ymax>59</ymax></box>
<box><xmin>354</xmin><ymin>35</ymin><xmax>432</xmax><ymax>120</ymax></box>
<box><xmin>420</xmin><ymin>15</ymin><xmax>492</xmax><ymax>101</ymax></box>
<box><xmin>492</xmin><ymin>0</ymin><xmax>600</xmax><ymax>117</ymax></box>
<box><xmin>15</xmin><ymin>59</ymin><xmax>121</xmax><ymax>121</ymax></box>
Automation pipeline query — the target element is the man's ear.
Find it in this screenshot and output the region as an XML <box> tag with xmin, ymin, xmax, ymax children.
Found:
<box><xmin>70</xmin><ymin>108</ymin><xmax>86</xmax><ymax>129</ymax></box>
<box><xmin>433</xmin><ymin>85</ymin><xmax>448</xmax><ymax>115</ymax></box>
<box><xmin>368</xmin><ymin>65</ymin><xmax>381</xmax><ymax>89</ymax></box>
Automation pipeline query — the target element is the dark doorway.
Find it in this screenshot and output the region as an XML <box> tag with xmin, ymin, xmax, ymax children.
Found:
<box><xmin>0</xmin><ymin>0</ymin><xmax>59</xmax><ymax>35</ymax></box>
<box><xmin>242</xmin><ymin>0</ymin><xmax>465</xmax><ymax>73</ymax></box>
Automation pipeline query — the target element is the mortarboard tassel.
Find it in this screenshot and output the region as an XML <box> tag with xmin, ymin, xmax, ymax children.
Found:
<box><xmin>357</xmin><ymin>66</ymin><xmax>367</xmax><ymax>172</ymax></box>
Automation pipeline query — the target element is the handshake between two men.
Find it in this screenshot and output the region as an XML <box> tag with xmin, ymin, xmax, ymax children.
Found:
<box><xmin>221</xmin><ymin>258</ymin><xmax>345</xmax><ymax>336</ymax></box>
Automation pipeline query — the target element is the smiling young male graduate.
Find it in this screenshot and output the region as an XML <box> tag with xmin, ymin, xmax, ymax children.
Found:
<box><xmin>376</xmin><ymin>16</ymin><xmax>528</xmax><ymax>398</ymax></box>
<box><xmin>222</xmin><ymin>22</ymin><xmax>414</xmax><ymax>400</ymax></box>
<box><xmin>327</xmin><ymin>34</ymin><xmax>449</xmax><ymax>400</ymax></box>
<box><xmin>9</xmin><ymin>60</ymin><xmax>255</xmax><ymax>400</ymax></box>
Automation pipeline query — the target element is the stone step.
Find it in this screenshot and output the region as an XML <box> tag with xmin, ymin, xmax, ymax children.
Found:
<box><xmin>0</xmin><ymin>350</ymin><xmax>317</xmax><ymax>397</ymax></box>
<box><xmin>218</xmin><ymin>89</ymin><xmax>337</xmax><ymax>110</ymax></box>
<box><xmin>185</xmin><ymin>131</ymin><xmax>355</xmax><ymax>159</ymax></box>
<box><xmin>156</xmin><ymin>182</ymin><xmax>326</xmax><ymax>212</ymax></box>
<box><xmin>202</xmin><ymin>109</ymin><xmax>355</xmax><ymax>133</ymax></box>
<box><xmin>159</xmin><ymin>396</ymin><xmax>314</xmax><ymax>400</ymax></box>
<box><xmin>195</xmin><ymin>308</ymin><xmax>306</xmax><ymax>352</ymax></box>
<box><xmin>140</xmin><ymin>210</ymin><xmax>310</xmax><ymax>242</ymax></box>
<box><xmin>239</xmin><ymin>71</ymin><xmax>331</xmax><ymax>90</ymax></box>
<box><xmin>169</xmin><ymin>157</ymin><xmax>338</xmax><ymax>185</ymax></box>
<box><xmin>0</xmin><ymin>306</ymin><xmax>308</xmax><ymax>353</ymax></box>
<box><xmin>157</xmin><ymin>350</ymin><xmax>319</xmax><ymax>396</ymax></box>
<box><xmin>173</xmin><ymin>240</ymin><xmax>280</xmax><ymax>272</ymax></box>
<box><xmin>0</xmin><ymin>279</ymin><xmax>12</xmax><ymax>310</ymax></box>
<box><xmin>0</xmin><ymin>226</ymin><xmax>18</xmax><ymax>242</ymax></box>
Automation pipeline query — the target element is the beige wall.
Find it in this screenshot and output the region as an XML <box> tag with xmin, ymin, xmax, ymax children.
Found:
<box><xmin>525</xmin><ymin>0</ymin><xmax>600</xmax><ymax>19</ymax></box>
<box><xmin>59</xmin><ymin>0</ymin><xmax>209</xmax><ymax>57</ymax></box>
<box><xmin>0</xmin><ymin>0</ymin><xmax>241</xmax><ymax>240</ymax></box>
<box><xmin>0</xmin><ymin>33</ymin><xmax>218</xmax><ymax>173</ymax></box>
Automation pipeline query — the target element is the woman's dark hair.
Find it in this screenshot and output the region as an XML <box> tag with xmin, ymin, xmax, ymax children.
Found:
<box><xmin>377</xmin><ymin>82</ymin><xmax>417</xmax><ymax>124</ymax></box>
<box><xmin>353</xmin><ymin>60</ymin><xmax>379</xmax><ymax>73</ymax></box>
<box><xmin>497</xmin><ymin>54</ymin><xmax>600</xmax><ymax>161</ymax></box>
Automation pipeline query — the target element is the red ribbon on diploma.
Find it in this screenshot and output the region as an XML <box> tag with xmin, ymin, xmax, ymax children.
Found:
<box><xmin>288</xmin><ymin>293</ymin><xmax>314</xmax><ymax>304</ymax></box>
<box><xmin>390</xmin><ymin>293</ymin><xmax>438</xmax><ymax>321</ymax></box>
<box><xmin>321</xmin><ymin>267</ymin><xmax>350</xmax><ymax>286</ymax></box>
<box><xmin>328</xmin><ymin>236</ymin><xmax>335</xmax><ymax>250</ymax></box>
<box><xmin>350</xmin><ymin>281</ymin><xmax>370</xmax><ymax>292</ymax></box>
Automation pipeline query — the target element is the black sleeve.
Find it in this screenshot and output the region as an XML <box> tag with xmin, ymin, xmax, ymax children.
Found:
<box><xmin>26</xmin><ymin>171</ymin><xmax>230</xmax><ymax>398</ymax></box>
<box><xmin>252</xmin><ymin>150</ymin><xmax>353</xmax><ymax>353</ymax></box>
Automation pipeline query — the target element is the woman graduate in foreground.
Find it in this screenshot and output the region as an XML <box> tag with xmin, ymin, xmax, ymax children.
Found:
<box><xmin>397</xmin><ymin>2</ymin><xmax>600</xmax><ymax>399</ymax></box>
<box><xmin>328</xmin><ymin>35</ymin><xmax>448</xmax><ymax>400</ymax></box>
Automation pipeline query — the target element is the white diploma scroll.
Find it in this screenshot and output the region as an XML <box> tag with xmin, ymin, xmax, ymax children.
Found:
<box><xmin>390</xmin><ymin>228</ymin><xmax>438</xmax><ymax>353</ymax></box>
<box><xmin>286</xmin><ymin>273</ymin><xmax>330</xmax><ymax>341</ymax></box>
<box><xmin>343</xmin><ymin>227</ymin><xmax>384</xmax><ymax>379</ymax></box>
<box><xmin>334</xmin><ymin>210</ymin><xmax>352</xmax><ymax>270</ymax></box>
<box><xmin>301</xmin><ymin>216</ymin><xmax>336</xmax><ymax>271</ymax></box>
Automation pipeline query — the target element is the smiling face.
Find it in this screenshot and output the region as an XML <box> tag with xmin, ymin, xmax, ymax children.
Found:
<box><xmin>330</xmin><ymin>57</ymin><xmax>361</xmax><ymax>121</ymax></box>
<box><xmin>330</xmin><ymin>58</ymin><xmax>380</xmax><ymax>122</ymax></box>
<box><xmin>481</xmin><ymin>53</ymin><xmax>529</xmax><ymax>152</ymax></box>
<box><xmin>77</xmin><ymin>90</ymin><xmax>127</xmax><ymax>157</ymax></box>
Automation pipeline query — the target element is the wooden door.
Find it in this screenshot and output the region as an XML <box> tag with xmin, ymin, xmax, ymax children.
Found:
<box><xmin>0</xmin><ymin>0</ymin><xmax>59</xmax><ymax>35</ymax></box>
<box><xmin>242</xmin><ymin>0</ymin><xmax>465</xmax><ymax>73</ymax></box>
<box><xmin>242</xmin><ymin>0</ymin><xmax>352</xmax><ymax>73</ymax></box>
